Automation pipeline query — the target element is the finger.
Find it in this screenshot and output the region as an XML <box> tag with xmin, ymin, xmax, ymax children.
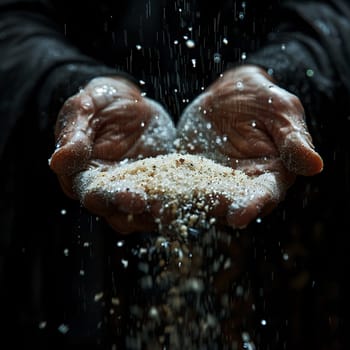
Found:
<box><xmin>141</xmin><ymin>98</ymin><xmax>176</xmax><ymax>154</ymax></box>
<box><xmin>112</xmin><ymin>191</ymin><xmax>147</xmax><ymax>214</ymax></box>
<box><xmin>226</xmin><ymin>197</ymin><xmax>278</xmax><ymax>229</ymax></box>
<box><xmin>106</xmin><ymin>211</ymin><xmax>157</xmax><ymax>234</ymax></box>
<box><xmin>81</xmin><ymin>188</ymin><xmax>116</xmax><ymax>217</ymax></box>
<box><xmin>175</xmin><ymin>95</ymin><xmax>219</xmax><ymax>155</ymax></box>
<box><xmin>201</xmin><ymin>192</ymin><xmax>232</xmax><ymax>218</ymax></box>
<box><xmin>81</xmin><ymin>187</ymin><xmax>148</xmax><ymax>216</ymax></box>
<box><xmin>50</xmin><ymin>96</ymin><xmax>94</xmax><ymax>197</ymax></box>
<box><xmin>49</xmin><ymin>129</ymin><xmax>93</xmax><ymax>175</ymax></box>
<box><xmin>86</xmin><ymin>76</ymin><xmax>142</xmax><ymax>109</ymax></box>
<box><xmin>50</xmin><ymin>96</ymin><xmax>94</xmax><ymax>175</ymax></box>
<box><xmin>226</xmin><ymin>172</ymin><xmax>288</xmax><ymax>228</ymax></box>
<box><xmin>265</xmin><ymin>93</ymin><xmax>323</xmax><ymax>176</ymax></box>
<box><xmin>279</xmin><ymin>129</ymin><xmax>324</xmax><ymax>176</ymax></box>
<box><xmin>149</xmin><ymin>198</ymin><xmax>181</xmax><ymax>226</ymax></box>
<box><xmin>123</xmin><ymin>98</ymin><xmax>177</xmax><ymax>158</ymax></box>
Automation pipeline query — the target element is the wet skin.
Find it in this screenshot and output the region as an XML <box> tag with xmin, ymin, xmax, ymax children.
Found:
<box><xmin>49</xmin><ymin>66</ymin><xmax>323</xmax><ymax>233</ymax></box>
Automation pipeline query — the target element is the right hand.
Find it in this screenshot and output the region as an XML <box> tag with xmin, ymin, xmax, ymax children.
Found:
<box><xmin>49</xmin><ymin>76</ymin><xmax>176</xmax><ymax>233</ymax></box>
<box><xmin>176</xmin><ymin>65</ymin><xmax>323</xmax><ymax>229</ymax></box>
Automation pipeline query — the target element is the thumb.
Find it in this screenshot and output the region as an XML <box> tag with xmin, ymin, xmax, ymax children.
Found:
<box><xmin>49</xmin><ymin>127</ymin><xmax>93</xmax><ymax>176</ymax></box>
<box><xmin>278</xmin><ymin>129</ymin><xmax>323</xmax><ymax>176</ymax></box>
<box><xmin>262</xmin><ymin>86</ymin><xmax>324</xmax><ymax>176</ymax></box>
<box><xmin>49</xmin><ymin>112</ymin><xmax>94</xmax><ymax>178</ymax></box>
<box><xmin>49</xmin><ymin>93</ymin><xmax>95</xmax><ymax>176</ymax></box>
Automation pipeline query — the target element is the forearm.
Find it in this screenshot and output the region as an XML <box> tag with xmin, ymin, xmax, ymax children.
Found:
<box><xmin>0</xmin><ymin>2</ymin><xmax>129</xmax><ymax>156</ymax></box>
<box><xmin>246</xmin><ymin>0</ymin><xmax>350</xmax><ymax>118</ymax></box>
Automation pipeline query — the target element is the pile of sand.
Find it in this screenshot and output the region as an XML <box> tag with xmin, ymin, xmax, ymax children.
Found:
<box><xmin>74</xmin><ymin>153</ymin><xmax>261</xmax><ymax>234</ymax></box>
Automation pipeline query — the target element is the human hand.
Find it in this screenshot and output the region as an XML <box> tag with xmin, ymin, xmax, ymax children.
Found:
<box><xmin>176</xmin><ymin>65</ymin><xmax>323</xmax><ymax>228</ymax></box>
<box><xmin>49</xmin><ymin>76</ymin><xmax>176</xmax><ymax>233</ymax></box>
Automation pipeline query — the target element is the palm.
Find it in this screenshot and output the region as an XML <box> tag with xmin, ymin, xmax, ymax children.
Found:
<box><xmin>176</xmin><ymin>66</ymin><xmax>323</xmax><ymax>228</ymax></box>
<box><xmin>49</xmin><ymin>77</ymin><xmax>176</xmax><ymax>233</ymax></box>
<box><xmin>50</xmin><ymin>69</ymin><xmax>323</xmax><ymax>233</ymax></box>
<box><xmin>51</xmin><ymin>77</ymin><xmax>175</xmax><ymax>170</ymax></box>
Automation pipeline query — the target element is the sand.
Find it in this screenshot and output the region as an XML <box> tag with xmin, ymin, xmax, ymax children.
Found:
<box><xmin>74</xmin><ymin>153</ymin><xmax>264</xmax><ymax>235</ymax></box>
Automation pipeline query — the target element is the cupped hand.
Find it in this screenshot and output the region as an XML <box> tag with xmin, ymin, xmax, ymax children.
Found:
<box><xmin>49</xmin><ymin>76</ymin><xmax>176</xmax><ymax>233</ymax></box>
<box><xmin>176</xmin><ymin>65</ymin><xmax>324</xmax><ymax>228</ymax></box>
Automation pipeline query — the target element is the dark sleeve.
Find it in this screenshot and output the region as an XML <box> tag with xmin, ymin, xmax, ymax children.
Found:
<box><xmin>246</xmin><ymin>0</ymin><xmax>350</xmax><ymax>118</ymax></box>
<box><xmin>0</xmin><ymin>0</ymin><xmax>134</xmax><ymax>158</ymax></box>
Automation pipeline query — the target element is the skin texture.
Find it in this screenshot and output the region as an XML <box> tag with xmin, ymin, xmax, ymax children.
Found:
<box><xmin>49</xmin><ymin>66</ymin><xmax>323</xmax><ymax>233</ymax></box>
<box><xmin>49</xmin><ymin>76</ymin><xmax>177</xmax><ymax>232</ymax></box>
<box><xmin>176</xmin><ymin>65</ymin><xmax>323</xmax><ymax>228</ymax></box>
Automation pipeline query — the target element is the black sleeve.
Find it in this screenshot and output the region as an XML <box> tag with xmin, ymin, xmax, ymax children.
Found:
<box><xmin>246</xmin><ymin>0</ymin><xmax>350</xmax><ymax>119</ymax></box>
<box><xmin>0</xmin><ymin>0</ymin><xmax>134</xmax><ymax>158</ymax></box>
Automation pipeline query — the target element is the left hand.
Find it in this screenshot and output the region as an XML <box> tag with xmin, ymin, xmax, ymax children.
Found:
<box><xmin>49</xmin><ymin>76</ymin><xmax>177</xmax><ymax>233</ymax></box>
<box><xmin>176</xmin><ymin>65</ymin><xmax>323</xmax><ymax>228</ymax></box>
